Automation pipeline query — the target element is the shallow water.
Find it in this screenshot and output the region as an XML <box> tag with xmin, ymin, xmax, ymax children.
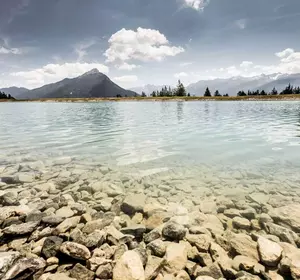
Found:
<box><xmin>1</xmin><ymin>101</ymin><xmax>300</xmax><ymax>190</ymax></box>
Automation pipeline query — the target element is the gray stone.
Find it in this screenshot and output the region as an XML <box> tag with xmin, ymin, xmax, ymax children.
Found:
<box><xmin>232</xmin><ymin>217</ymin><xmax>251</xmax><ymax>230</ymax></box>
<box><xmin>70</xmin><ymin>263</ymin><xmax>94</xmax><ymax>280</ymax></box>
<box><xmin>2</xmin><ymin>191</ymin><xmax>18</xmax><ymax>206</ymax></box>
<box><xmin>121</xmin><ymin>224</ymin><xmax>146</xmax><ymax>239</ymax></box>
<box><xmin>53</xmin><ymin>216</ymin><xmax>80</xmax><ymax>234</ymax></box>
<box><xmin>96</xmin><ymin>263</ymin><xmax>113</xmax><ymax>279</ymax></box>
<box><xmin>259</xmin><ymin>213</ymin><xmax>273</xmax><ymax>225</ymax></box>
<box><xmin>0</xmin><ymin>252</ymin><xmax>20</xmax><ymax>278</ymax></box>
<box><xmin>60</xmin><ymin>242</ymin><xmax>91</xmax><ymax>260</ymax></box>
<box><xmin>87</xmin><ymin>256</ymin><xmax>111</xmax><ymax>271</ymax></box>
<box><xmin>42</xmin><ymin>215</ymin><xmax>64</xmax><ymax>225</ymax></box>
<box><xmin>229</xmin><ymin>233</ymin><xmax>259</xmax><ymax>261</ymax></box>
<box><xmin>42</xmin><ymin>236</ymin><xmax>63</xmax><ymax>258</ymax></box>
<box><xmin>55</xmin><ymin>207</ymin><xmax>74</xmax><ymax>218</ymax></box>
<box><xmin>121</xmin><ymin>193</ymin><xmax>146</xmax><ymax>215</ymax></box>
<box><xmin>15</xmin><ymin>173</ymin><xmax>35</xmax><ymax>183</ymax></box>
<box><xmin>113</xmin><ymin>250</ymin><xmax>145</xmax><ymax>280</ymax></box>
<box><xmin>147</xmin><ymin>239</ymin><xmax>166</xmax><ymax>257</ymax></box>
<box><xmin>194</xmin><ymin>262</ymin><xmax>223</xmax><ymax>279</ymax></box>
<box><xmin>2</xmin><ymin>257</ymin><xmax>46</xmax><ymax>280</ymax></box>
<box><xmin>162</xmin><ymin>222</ymin><xmax>186</xmax><ymax>241</ymax></box>
<box><xmin>85</xmin><ymin>230</ymin><xmax>106</xmax><ymax>248</ymax></box>
<box><xmin>224</xmin><ymin>209</ymin><xmax>241</xmax><ymax>218</ymax></box>
<box><xmin>269</xmin><ymin>204</ymin><xmax>300</xmax><ymax>233</ymax></box>
<box><xmin>145</xmin><ymin>256</ymin><xmax>165</xmax><ymax>280</ymax></box>
<box><xmin>232</xmin><ymin>256</ymin><xmax>259</xmax><ymax>272</ymax></box>
<box><xmin>264</xmin><ymin>222</ymin><xmax>297</xmax><ymax>245</ymax></box>
<box><xmin>185</xmin><ymin>234</ymin><xmax>211</xmax><ymax>253</ymax></box>
<box><xmin>257</xmin><ymin>236</ymin><xmax>282</xmax><ymax>267</ymax></box>
<box><xmin>240</xmin><ymin>208</ymin><xmax>256</xmax><ymax>220</ymax></box>
<box><xmin>3</xmin><ymin>221</ymin><xmax>39</xmax><ymax>235</ymax></box>
<box><xmin>82</xmin><ymin>219</ymin><xmax>106</xmax><ymax>234</ymax></box>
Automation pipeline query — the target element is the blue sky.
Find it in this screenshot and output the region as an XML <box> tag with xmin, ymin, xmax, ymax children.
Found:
<box><xmin>0</xmin><ymin>0</ymin><xmax>300</xmax><ymax>89</ymax></box>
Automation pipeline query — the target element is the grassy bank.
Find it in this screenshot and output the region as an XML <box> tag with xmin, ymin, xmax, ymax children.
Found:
<box><xmin>1</xmin><ymin>94</ymin><xmax>300</xmax><ymax>103</ymax></box>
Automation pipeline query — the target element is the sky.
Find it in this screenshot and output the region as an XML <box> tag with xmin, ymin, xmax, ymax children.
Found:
<box><xmin>0</xmin><ymin>0</ymin><xmax>300</xmax><ymax>89</ymax></box>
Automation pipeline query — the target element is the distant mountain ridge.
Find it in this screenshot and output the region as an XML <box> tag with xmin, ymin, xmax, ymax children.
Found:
<box><xmin>0</xmin><ymin>87</ymin><xmax>29</xmax><ymax>98</ymax></box>
<box><xmin>17</xmin><ymin>69</ymin><xmax>137</xmax><ymax>99</ymax></box>
<box><xmin>131</xmin><ymin>73</ymin><xmax>300</xmax><ymax>96</ymax></box>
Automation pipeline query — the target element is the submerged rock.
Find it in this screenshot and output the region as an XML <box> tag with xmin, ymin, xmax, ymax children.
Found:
<box><xmin>162</xmin><ymin>222</ymin><xmax>186</xmax><ymax>241</ymax></box>
<box><xmin>2</xmin><ymin>257</ymin><xmax>46</xmax><ymax>280</ymax></box>
<box><xmin>269</xmin><ymin>204</ymin><xmax>300</xmax><ymax>233</ymax></box>
<box><xmin>0</xmin><ymin>251</ymin><xmax>20</xmax><ymax>278</ymax></box>
<box><xmin>42</xmin><ymin>236</ymin><xmax>63</xmax><ymax>258</ymax></box>
<box><xmin>257</xmin><ymin>236</ymin><xmax>282</xmax><ymax>266</ymax></box>
<box><xmin>121</xmin><ymin>194</ymin><xmax>146</xmax><ymax>215</ymax></box>
<box><xmin>60</xmin><ymin>242</ymin><xmax>91</xmax><ymax>260</ymax></box>
<box><xmin>70</xmin><ymin>263</ymin><xmax>94</xmax><ymax>280</ymax></box>
<box><xmin>3</xmin><ymin>221</ymin><xmax>39</xmax><ymax>235</ymax></box>
<box><xmin>164</xmin><ymin>243</ymin><xmax>188</xmax><ymax>274</ymax></box>
<box><xmin>113</xmin><ymin>250</ymin><xmax>145</xmax><ymax>280</ymax></box>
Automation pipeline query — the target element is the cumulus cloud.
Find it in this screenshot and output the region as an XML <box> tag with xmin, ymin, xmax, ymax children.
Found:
<box><xmin>183</xmin><ymin>0</ymin><xmax>210</xmax><ymax>11</ymax></box>
<box><xmin>275</xmin><ymin>48</ymin><xmax>294</xmax><ymax>58</ymax></box>
<box><xmin>10</xmin><ymin>62</ymin><xmax>109</xmax><ymax>88</ymax></box>
<box><xmin>104</xmin><ymin>27</ymin><xmax>184</xmax><ymax>63</ymax></box>
<box><xmin>117</xmin><ymin>63</ymin><xmax>140</xmax><ymax>71</ymax></box>
<box><xmin>191</xmin><ymin>48</ymin><xmax>300</xmax><ymax>80</ymax></box>
<box><xmin>174</xmin><ymin>72</ymin><xmax>188</xmax><ymax>78</ymax></box>
<box><xmin>240</xmin><ymin>61</ymin><xmax>253</xmax><ymax>68</ymax></box>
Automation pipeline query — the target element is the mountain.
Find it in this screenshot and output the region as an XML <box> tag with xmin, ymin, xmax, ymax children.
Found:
<box><xmin>18</xmin><ymin>69</ymin><xmax>137</xmax><ymax>99</ymax></box>
<box><xmin>0</xmin><ymin>87</ymin><xmax>29</xmax><ymax>98</ymax></box>
<box><xmin>130</xmin><ymin>84</ymin><xmax>172</xmax><ymax>96</ymax></box>
<box><xmin>187</xmin><ymin>73</ymin><xmax>300</xmax><ymax>96</ymax></box>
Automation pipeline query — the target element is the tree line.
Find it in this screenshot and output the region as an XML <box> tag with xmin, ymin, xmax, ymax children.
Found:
<box><xmin>204</xmin><ymin>84</ymin><xmax>300</xmax><ymax>97</ymax></box>
<box><xmin>0</xmin><ymin>91</ymin><xmax>14</xmax><ymax>99</ymax></box>
<box><xmin>115</xmin><ymin>81</ymin><xmax>300</xmax><ymax>98</ymax></box>
<box><xmin>149</xmin><ymin>80</ymin><xmax>190</xmax><ymax>97</ymax></box>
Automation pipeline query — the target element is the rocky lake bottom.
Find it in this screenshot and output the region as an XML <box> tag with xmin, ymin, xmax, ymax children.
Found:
<box><xmin>0</xmin><ymin>155</ymin><xmax>300</xmax><ymax>280</ymax></box>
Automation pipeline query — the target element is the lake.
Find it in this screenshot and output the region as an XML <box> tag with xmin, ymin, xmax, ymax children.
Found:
<box><xmin>1</xmin><ymin>101</ymin><xmax>300</xmax><ymax>206</ymax></box>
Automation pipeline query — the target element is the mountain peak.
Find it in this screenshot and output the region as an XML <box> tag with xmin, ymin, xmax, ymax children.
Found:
<box><xmin>81</xmin><ymin>68</ymin><xmax>100</xmax><ymax>77</ymax></box>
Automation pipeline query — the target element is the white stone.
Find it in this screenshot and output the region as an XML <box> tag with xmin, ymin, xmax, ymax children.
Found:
<box><xmin>113</xmin><ymin>251</ymin><xmax>145</xmax><ymax>280</ymax></box>
<box><xmin>257</xmin><ymin>236</ymin><xmax>282</xmax><ymax>266</ymax></box>
<box><xmin>164</xmin><ymin>243</ymin><xmax>188</xmax><ymax>274</ymax></box>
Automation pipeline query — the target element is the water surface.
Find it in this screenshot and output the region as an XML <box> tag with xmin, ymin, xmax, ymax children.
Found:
<box><xmin>1</xmin><ymin>101</ymin><xmax>300</xmax><ymax>189</ymax></box>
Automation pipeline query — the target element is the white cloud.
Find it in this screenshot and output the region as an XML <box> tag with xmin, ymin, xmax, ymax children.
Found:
<box><xmin>183</xmin><ymin>0</ymin><xmax>210</xmax><ymax>11</ymax></box>
<box><xmin>10</xmin><ymin>62</ymin><xmax>109</xmax><ymax>88</ymax></box>
<box><xmin>113</xmin><ymin>75</ymin><xmax>138</xmax><ymax>83</ymax></box>
<box><xmin>117</xmin><ymin>63</ymin><xmax>140</xmax><ymax>71</ymax></box>
<box><xmin>235</xmin><ymin>19</ymin><xmax>247</xmax><ymax>30</ymax></box>
<box><xmin>240</xmin><ymin>61</ymin><xmax>253</xmax><ymax>68</ymax></box>
<box><xmin>0</xmin><ymin>46</ymin><xmax>22</xmax><ymax>55</ymax></box>
<box><xmin>104</xmin><ymin>27</ymin><xmax>184</xmax><ymax>63</ymax></box>
<box><xmin>275</xmin><ymin>48</ymin><xmax>294</xmax><ymax>58</ymax></box>
<box><xmin>74</xmin><ymin>38</ymin><xmax>97</xmax><ymax>61</ymax></box>
<box><xmin>174</xmin><ymin>72</ymin><xmax>188</xmax><ymax>78</ymax></box>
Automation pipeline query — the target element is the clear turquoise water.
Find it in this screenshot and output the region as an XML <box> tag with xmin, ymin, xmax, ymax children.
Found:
<box><xmin>1</xmin><ymin>101</ymin><xmax>300</xmax><ymax>182</ymax></box>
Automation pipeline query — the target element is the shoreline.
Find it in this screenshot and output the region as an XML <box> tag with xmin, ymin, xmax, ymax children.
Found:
<box><xmin>1</xmin><ymin>94</ymin><xmax>300</xmax><ymax>103</ymax></box>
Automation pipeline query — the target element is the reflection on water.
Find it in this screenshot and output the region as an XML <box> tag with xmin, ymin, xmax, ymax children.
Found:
<box><xmin>0</xmin><ymin>101</ymin><xmax>300</xmax><ymax>178</ymax></box>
